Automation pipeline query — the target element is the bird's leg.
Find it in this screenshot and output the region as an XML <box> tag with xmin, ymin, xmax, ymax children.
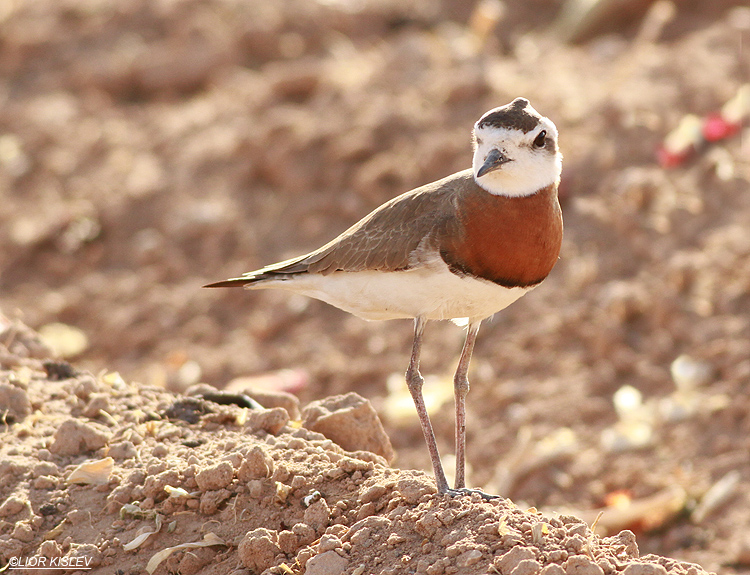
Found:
<box><xmin>449</xmin><ymin>321</ymin><xmax>497</xmax><ymax>500</ymax></box>
<box><xmin>405</xmin><ymin>317</ymin><xmax>451</xmax><ymax>494</ymax></box>
<box><xmin>453</xmin><ymin>321</ymin><xmax>480</xmax><ymax>490</ymax></box>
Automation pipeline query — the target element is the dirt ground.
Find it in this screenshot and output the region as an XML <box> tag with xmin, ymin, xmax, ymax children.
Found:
<box><xmin>1</xmin><ymin>0</ymin><xmax>750</xmax><ymax>573</ymax></box>
<box><xmin>0</xmin><ymin>319</ymin><xmax>716</xmax><ymax>575</ymax></box>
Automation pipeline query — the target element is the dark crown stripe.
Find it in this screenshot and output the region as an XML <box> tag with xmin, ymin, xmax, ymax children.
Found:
<box><xmin>476</xmin><ymin>98</ymin><xmax>540</xmax><ymax>133</ymax></box>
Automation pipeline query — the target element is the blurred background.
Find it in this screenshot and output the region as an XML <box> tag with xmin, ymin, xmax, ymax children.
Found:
<box><xmin>1</xmin><ymin>0</ymin><xmax>749</xmax><ymax>570</ymax></box>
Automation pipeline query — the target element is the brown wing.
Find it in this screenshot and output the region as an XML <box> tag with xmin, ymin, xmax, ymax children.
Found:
<box><xmin>204</xmin><ymin>170</ymin><xmax>474</xmax><ymax>287</ymax></box>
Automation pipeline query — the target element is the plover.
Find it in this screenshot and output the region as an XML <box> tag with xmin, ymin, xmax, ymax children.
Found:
<box><xmin>206</xmin><ymin>98</ymin><xmax>563</xmax><ymax>496</ymax></box>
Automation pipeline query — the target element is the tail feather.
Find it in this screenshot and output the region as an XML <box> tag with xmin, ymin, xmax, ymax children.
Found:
<box><xmin>204</xmin><ymin>268</ymin><xmax>308</xmax><ymax>289</ymax></box>
<box><xmin>204</xmin><ymin>252</ymin><xmax>315</xmax><ymax>289</ymax></box>
<box><xmin>203</xmin><ymin>273</ymin><xmax>283</xmax><ymax>288</ymax></box>
<box><xmin>203</xmin><ymin>277</ymin><xmax>254</xmax><ymax>288</ymax></box>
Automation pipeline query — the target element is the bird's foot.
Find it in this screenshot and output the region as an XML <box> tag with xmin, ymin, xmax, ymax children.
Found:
<box><xmin>441</xmin><ymin>487</ymin><xmax>501</xmax><ymax>501</ymax></box>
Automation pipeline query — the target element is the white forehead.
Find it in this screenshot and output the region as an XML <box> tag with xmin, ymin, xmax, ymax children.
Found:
<box><xmin>473</xmin><ymin>115</ymin><xmax>558</xmax><ymax>146</ymax></box>
<box><xmin>471</xmin><ymin>112</ymin><xmax>561</xmax><ymax>197</ymax></box>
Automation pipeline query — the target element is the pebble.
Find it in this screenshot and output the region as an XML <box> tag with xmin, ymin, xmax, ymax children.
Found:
<box><xmin>278</xmin><ymin>530</ymin><xmax>298</xmax><ymax>554</ymax></box>
<box><xmin>238</xmin><ymin>445</ymin><xmax>274</xmax><ymax>481</ymax></box>
<box><xmin>49</xmin><ymin>419</ymin><xmax>111</xmax><ymax>455</ymax></box>
<box><xmin>565</xmin><ymin>555</ymin><xmax>605</xmax><ymax>575</ymax></box>
<box><xmin>12</xmin><ymin>522</ymin><xmax>34</xmax><ymax>542</ymax></box>
<box><xmin>195</xmin><ymin>461</ymin><xmax>233</xmax><ymax>491</ymax></box>
<box><xmin>396</xmin><ymin>476</ymin><xmax>436</xmax><ymax>504</ymax></box>
<box><xmin>0</xmin><ymin>495</ymin><xmax>27</xmax><ymax>517</ymax></box>
<box><xmin>319</xmin><ymin>534</ymin><xmax>343</xmax><ymax>553</ymax></box>
<box><xmin>457</xmin><ymin>549</ymin><xmax>483</xmax><ymax>568</ymax></box>
<box><xmin>622</xmin><ymin>564</ymin><xmax>668</xmax><ymax>575</ymax></box>
<box><xmin>0</xmin><ymin>383</ymin><xmax>30</xmax><ymax>421</ymax></box>
<box><xmin>301</xmin><ymin>392</ymin><xmax>395</xmax><ymax>462</ymax></box>
<box><xmin>304</xmin><ymin>498</ymin><xmax>331</xmax><ymax>533</ymax></box>
<box><xmin>495</xmin><ymin>546</ymin><xmax>537</xmax><ymax>573</ymax></box>
<box><xmin>237</xmin><ymin>528</ymin><xmax>280</xmax><ymax>572</ymax></box>
<box><xmin>542</xmin><ymin>565</ymin><xmax>567</xmax><ymax>575</ymax></box>
<box><xmin>359</xmin><ymin>483</ymin><xmax>388</xmax><ymax>504</ymax></box>
<box><xmin>305</xmin><ymin>550</ymin><xmax>348</xmax><ymax>575</ymax></box>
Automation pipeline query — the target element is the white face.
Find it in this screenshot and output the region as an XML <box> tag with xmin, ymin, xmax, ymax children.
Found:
<box><xmin>472</xmin><ymin>115</ymin><xmax>562</xmax><ymax>197</ymax></box>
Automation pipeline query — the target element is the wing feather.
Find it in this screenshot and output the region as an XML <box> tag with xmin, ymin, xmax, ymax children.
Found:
<box><xmin>204</xmin><ymin>170</ymin><xmax>475</xmax><ymax>288</ymax></box>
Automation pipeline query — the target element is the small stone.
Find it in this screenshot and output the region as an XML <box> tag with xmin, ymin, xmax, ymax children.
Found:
<box><xmin>396</xmin><ymin>476</ymin><xmax>436</xmax><ymax>504</ymax></box>
<box><xmin>621</xmin><ymin>564</ymin><xmax>668</xmax><ymax>575</ymax></box>
<box><xmin>108</xmin><ymin>441</ymin><xmax>137</xmax><ymax>460</ymax></box>
<box><xmin>278</xmin><ymin>530</ymin><xmax>298</xmax><ymax>555</ymax></box>
<box><xmin>415</xmin><ymin>512</ymin><xmax>442</xmax><ymax>537</ymax></box>
<box><xmin>495</xmin><ymin>547</ymin><xmax>536</xmax><ymax>573</ymax></box>
<box><xmin>82</xmin><ymin>393</ymin><xmax>110</xmax><ymax>418</ymax></box>
<box><xmin>301</xmin><ymin>392</ymin><xmax>395</xmax><ymax>462</ymax></box>
<box><xmin>39</xmin><ymin>540</ymin><xmax>62</xmax><ymax>559</ymax></box>
<box><xmin>238</xmin><ymin>446</ymin><xmax>274</xmax><ymax>481</ymax></box>
<box><xmin>512</xmin><ymin>559</ymin><xmax>542</xmax><ymax>575</ymax></box>
<box><xmin>195</xmin><ymin>461</ymin><xmax>233</xmax><ymax>491</ymax></box>
<box><xmin>244</xmin><ymin>407</ymin><xmax>289</xmax><ymax>435</ymax></box>
<box><xmin>69</xmin><ymin>543</ymin><xmax>102</xmax><ymax>568</ymax></box>
<box><xmin>386</xmin><ymin>533</ymin><xmax>405</xmax><ymax>546</ymax></box>
<box><xmin>225</xmin><ymin>381</ymin><xmax>301</xmax><ymax>420</ymax></box>
<box><xmin>143</xmin><ymin>470</ymin><xmax>180</xmax><ymax>498</ymax></box>
<box><xmin>457</xmin><ymin>549</ymin><xmax>483</xmax><ymax>568</ymax></box>
<box><xmin>319</xmin><ymin>534</ymin><xmax>342</xmax><ymax>553</ymax></box>
<box><xmin>271</xmin><ymin>463</ymin><xmax>291</xmax><ymax>483</ymax></box>
<box><xmin>66</xmin><ymin>510</ymin><xmax>90</xmax><ymax>526</ymax></box>
<box><xmin>305</xmin><ymin>550</ymin><xmax>348</xmax><ymax>575</ymax></box>
<box><xmin>296</xmin><ymin>547</ymin><xmax>316</xmax><ymax>569</ymax></box>
<box><xmin>238</xmin><ymin>528</ymin><xmax>280</xmax><ymax>572</ymax></box>
<box><xmin>304</xmin><ymin>498</ymin><xmax>331</xmax><ymax>533</ymax></box>
<box><xmin>33</xmin><ymin>475</ymin><xmax>57</xmax><ymax>490</ymax></box>
<box><xmin>199</xmin><ymin>488</ymin><xmax>232</xmax><ymax>515</ymax></box>
<box><xmin>0</xmin><ymin>383</ymin><xmax>30</xmax><ymax>422</ymax></box>
<box><xmin>547</xmin><ymin>550</ymin><xmax>568</xmax><ymax>563</ymax></box>
<box><xmin>12</xmin><ymin>522</ymin><xmax>34</xmax><ymax>542</ymax></box>
<box><xmin>247</xmin><ymin>479</ymin><xmax>263</xmax><ymax>498</ymax></box>
<box><xmin>359</xmin><ymin>484</ymin><xmax>388</xmax><ymax>504</ymax></box>
<box><xmin>0</xmin><ymin>496</ymin><xmax>26</xmax><ymax>517</ymax></box>
<box><xmin>356</xmin><ymin>502</ymin><xmax>376</xmax><ymax>521</ymax></box>
<box><xmin>563</xmin><ymin>534</ymin><xmax>587</xmax><ymax>553</ymax></box>
<box><xmin>293</xmin><ymin>523</ymin><xmax>317</xmax><ymax>546</ymax></box>
<box><xmin>565</xmin><ymin>555</ymin><xmax>605</xmax><ymax>575</ymax></box>
<box><xmin>74</xmin><ymin>375</ymin><xmax>99</xmax><ymax>399</ymax></box>
<box><xmin>177</xmin><ymin>546</ymin><xmax>215</xmax><ymax>575</ymax></box>
<box><xmin>291</xmin><ymin>474</ymin><xmax>307</xmax><ymax>490</ymax></box>
<box><xmin>602</xmin><ymin>530</ymin><xmax>639</xmax><ymax>559</ymax></box>
<box><xmin>152</xmin><ymin>444</ymin><xmax>168</xmax><ymax>458</ymax></box>
<box><xmin>49</xmin><ymin>419</ymin><xmax>111</xmax><ymax>455</ymax></box>
<box><xmin>670</xmin><ymin>355</ymin><xmax>713</xmax><ymax>390</ymax></box>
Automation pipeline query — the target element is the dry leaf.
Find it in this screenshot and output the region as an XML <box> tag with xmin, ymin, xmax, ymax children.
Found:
<box><xmin>146</xmin><ymin>533</ymin><xmax>225</xmax><ymax>574</ymax></box>
<box><xmin>67</xmin><ymin>457</ymin><xmax>114</xmax><ymax>485</ymax></box>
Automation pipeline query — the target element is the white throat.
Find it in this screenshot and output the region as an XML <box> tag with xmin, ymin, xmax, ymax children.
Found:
<box><xmin>472</xmin><ymin>124</ymin><xmax>562</xmax><ymax>198</ymax></box>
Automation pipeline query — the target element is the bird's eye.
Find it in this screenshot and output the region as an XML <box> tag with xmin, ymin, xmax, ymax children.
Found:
<box><xmin>533</xmin><ymin>130</ymin><xmax>547</xmax><ymax>148</ymax></box>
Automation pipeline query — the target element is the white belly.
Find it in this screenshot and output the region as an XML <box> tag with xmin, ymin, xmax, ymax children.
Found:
<box><xmin>248</xmin><ymin>262</ymin><xmax>534</xmax><ymax>322</ymax></box>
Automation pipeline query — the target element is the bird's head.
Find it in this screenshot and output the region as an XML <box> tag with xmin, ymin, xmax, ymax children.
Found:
<box><xmin>472</xmin><ymin>98</ymin><xmax>562</xmax><ymax>197</ymax></box>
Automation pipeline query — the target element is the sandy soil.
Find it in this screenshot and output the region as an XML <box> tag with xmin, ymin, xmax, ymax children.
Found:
<box><xmin>1</xmin><ymin>0</ymin><xmax>750</xmax><ymax>573</ymax></box>
<box><xmin>0</xmin><ymin>319</ymin><xmax>712</xmax><ymax>575</ymax></box>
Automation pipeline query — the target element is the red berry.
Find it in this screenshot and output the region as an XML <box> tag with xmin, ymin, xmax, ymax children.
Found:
<box><xmin>656</xmin><ymin>144</ymin><xmax>691</xmax><ymax>168</ymax></box>
<box><xmin>702</xmin><ymin>113</ymin><xmax>741</xmax><ymax>142</ymax></box>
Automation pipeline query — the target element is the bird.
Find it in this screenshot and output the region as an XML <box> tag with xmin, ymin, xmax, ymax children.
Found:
<box><xmin>205</xmin><ymin>97</ymin><xmax>563</xmax><ymax>497</ymax></box>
